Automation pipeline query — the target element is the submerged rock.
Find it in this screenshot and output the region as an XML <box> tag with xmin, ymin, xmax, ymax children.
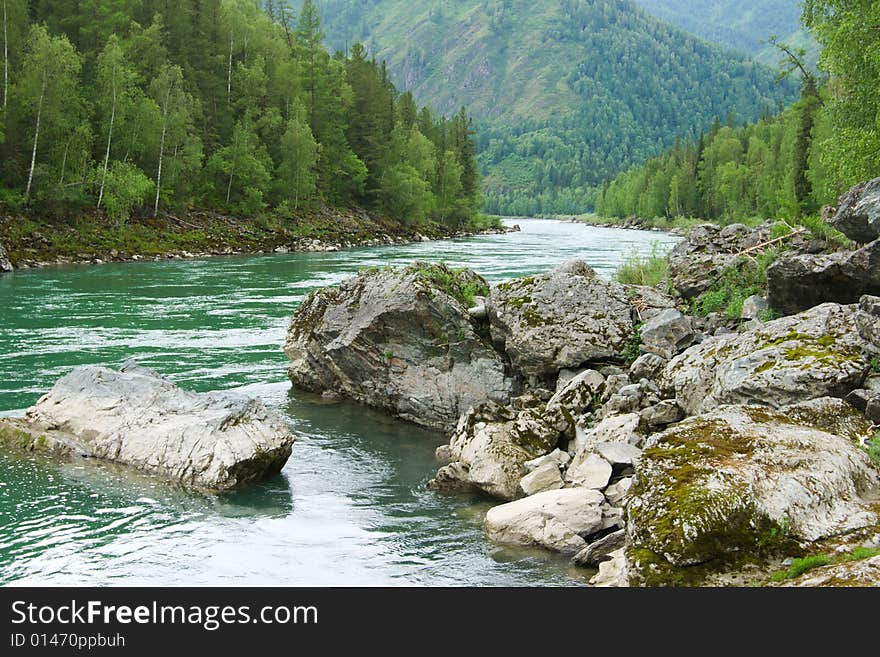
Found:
<box><xmin>0</xmin><ymin>242</ymin><xmax>12</xmax><ymax>272</ymax></box>
<box><xmin>285</xmin><ymin>263</ymin><xmax>514</xmax><ymax>432</ymax></box>
<box><xmin>626</xmin><ymin>400</ymin><xmax>879</xmax><ymax>585</ymax></box>
<box><xmin>766</xmin><ymin>239</ymin><xmax>880</xmax><ymax>315</ymax></box>
<box><xmin>1</xmin><ymin>364</ymin><xmax>295</xmax><ymax>492</ymax></box>
<box><xmin>484</xmin><ymin>488</ymin><xmax>606</xmax><ymax>554</ymax></box>
<box><xmin>486</xmin><ymin>260</ymin><xmax>633</xmax><ymax>379</ymax></box>
<box><xmin>661</xmin><ymin>303</ymin><xmax>874</xmax><ymax>416</ymax></box>
<box><xmin>829</xmin><ymin>177</ymin><xmax>880</xmax><ymax>244</ymax></box>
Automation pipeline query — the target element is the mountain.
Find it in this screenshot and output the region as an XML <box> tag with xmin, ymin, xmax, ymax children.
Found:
<box><xmin>633</xmin><ymin>1</ymin><xmax>806</xmax><ymax>57</ymax></box>
<box><xmin>317</xmin><ymin>0</ymin><xmax>798</xmax><ymax>214</ymax></box>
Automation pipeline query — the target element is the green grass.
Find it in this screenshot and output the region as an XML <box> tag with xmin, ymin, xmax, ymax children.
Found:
<box><xmin>408</xmin><ymin>262</ymin><xmax>490</xmax><ymax>307</ymax></box>
<box><xmin>870</xmin><ymin>358</ymin><xmax>880</xmax><ymax>373</ymax></box>
<box><xmin>613</xmin><ymin>243</ymin><xmax>670</xmax><ymax>287</ymax></box>
<box><xmin>622</xmin><ymin>323</ymin><xmax>644</xmax><ymax>364</ymax></box>
<box><xmin>691</xmin><ymin>251</ymin><xmax>777</xmax><ymax>319</ymax></box>
<box><xmin>866</xmin><ymin>433</ymin><xmax>880</xmax><ymax>468</ymax></box>
<box><xmin>769</xmin><ymin>546</ymin><xmax>880</xmax><ymax>582</ymax></box>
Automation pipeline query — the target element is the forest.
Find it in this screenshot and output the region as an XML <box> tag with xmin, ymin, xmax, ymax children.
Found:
<box><xmin>0</xmin><ymin>0</ymin><xmax>482</xmax><ymax>227</ymax></box>
<box><xmin>596</xmin><ymin>1</ymin><xmax>880</xmax><ymax>225</ymax></box>
<box><xmin>317</xmin><ymin>0</ymin><xmax>798</xmax><ymax>216</ymax></box>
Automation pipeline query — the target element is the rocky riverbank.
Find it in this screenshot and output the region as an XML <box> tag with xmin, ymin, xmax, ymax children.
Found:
<box><xmin>286</xmin><ymin>176</ymin><xmax>880</xmax><ymax>587</ymax></box>
<box><xmin>0</xmin><ymin>206</ymin><xmax>516</xmax><ymax>272</ymax></box>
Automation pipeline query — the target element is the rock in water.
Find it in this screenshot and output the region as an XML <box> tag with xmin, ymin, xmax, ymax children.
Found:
<box><xmin>766</xmin><ymin>239</ymin><xmax>880</xmax><ymax>315</ymax></box>
<box><xmin>627</xmin><ymin>400</ymin><xmax>880</xmax><ymax>585</ymax></box>
<box><xmin>0</xmin><ymin>242</ymin><xmax>12</xmax><ymax>272</ymax></box>
<box><xmin>829</xmin><ymin>177</ymin><xmax>880</xmax><ymax>244</ymax></box>
<box><xmin>2</xmin><ymin>364</ymin><xmax>294</xmax><ymax>491</ymax></box>
<box><xmin>484</xmin><ymin>488</ymin><xmax>606</xmax><ymax>554</ymax></box>
<box><xmin>486</xmin><ymin>260</ymin><xmax>633</xmax><ymax>379</ymax></box>
<box><xmin>285</xmin><ymin>263</ymin><xmax>514</xmax><ymax>432</ymax></box>
<box><xmin>661</xmin><ymin>303</ymin><xmax>874</xmax><ymax>416</ymax></box>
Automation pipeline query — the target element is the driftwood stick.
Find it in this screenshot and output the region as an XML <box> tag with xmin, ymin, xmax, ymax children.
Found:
<box><xmin>736</xmin><ymin>227</ymin><xmax>806</xmax><ymax>256</ymax></box>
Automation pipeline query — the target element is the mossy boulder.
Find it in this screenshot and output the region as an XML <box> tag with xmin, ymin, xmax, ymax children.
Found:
<box><xmin>661</xmin><ymin>303</ymin><xmax>875</xmax><ymax>416</ymax></box>
<box><xmin>626</xmin><ymin>400</ymin><xmax>880</xmax><ymax>586</ymax></box>
<box><xmin>286</xmin><ymin>263</ymin><xmax>515</xmax><ymax>432</ymax></box>
<box><xmin>486</xmin><ymin>260</ymin><xmax>633</xmax><ymax>380</ymax></box>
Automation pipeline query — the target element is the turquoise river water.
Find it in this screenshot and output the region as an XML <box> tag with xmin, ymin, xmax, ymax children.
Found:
<box><xmin>0</xmin><ymin>218</ymin><xmax>678</xmax><ymax>586</ymax></box>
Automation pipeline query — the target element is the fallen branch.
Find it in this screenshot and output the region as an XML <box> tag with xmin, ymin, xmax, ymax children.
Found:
<box><xmin>736</xmin><ymin>227</ymin><xmax>807</xmax><ymax>256</ymax></box>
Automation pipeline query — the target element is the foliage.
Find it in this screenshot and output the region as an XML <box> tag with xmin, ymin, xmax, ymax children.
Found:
<box><xmin>871</xmin><ymin>358</ymin><xmax>880</xmax><ymax>374</ymax></box>
<box><xmin>613</xmin><ymin>244</ymin><xmax>670</xmax><ymax>287</ymax></box>
<box><xmin>0</xmin><ymin>1</ymin><xmax>481</xmax><ymax>224</ymax></box>
<box><xmin>622</xmin><ymin>324</ymin><xmax>644</xmax><ymax>364</ymax></box>
<box><xmin>867</xmin><ymin>433</ymin><xmax>880</xmax><ymax>469</ymax></box>
<box><xmin>769</xmin><ymin>546</ymin><xmax>880</xmax><ymax>582</ymax></box>
<box><xmin>690</xmin><ymin>252</ymin><xmax>775</xmax><ymax>319</ymax></box>
<box><xmin>318</xmin><ymin>0</ymin><xmax>797</xmax><ymax>216</ymax></box>
<box><xmin>408</xmin><ymin>262</ymin><xmax>489</xmax><ymax>308</ymax></box>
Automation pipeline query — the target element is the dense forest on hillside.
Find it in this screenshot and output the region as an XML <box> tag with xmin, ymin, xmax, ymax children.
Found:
<box><xmin>0</xmin><ymin>0</ymin><xmax>482</xmax><ymax>227</ymax></box>
<box><xmin>633</xmin><ymin>0</ymin><xmax>812</xmax><ymax>61</ymax></box>
<box><xmin>597</xmin><ymin>1</ymin><xmax>880</xmax><ymax>226</ymax></box>
<box><xmin>317</xmin><ymin>0</ymin><xmax>797</xmax><ymax>215</ymax></box>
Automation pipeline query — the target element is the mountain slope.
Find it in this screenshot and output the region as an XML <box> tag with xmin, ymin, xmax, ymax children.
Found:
<box><xmin>318</xmin><ymin>0</ymin><xmax>797</xmax><ymax>214</ymax></box>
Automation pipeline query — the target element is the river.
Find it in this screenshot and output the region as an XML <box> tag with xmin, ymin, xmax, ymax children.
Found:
<box><xmin>0</xmin><ymin>218</ymin><xmax>679</xmax><ymax>586</ymax></box>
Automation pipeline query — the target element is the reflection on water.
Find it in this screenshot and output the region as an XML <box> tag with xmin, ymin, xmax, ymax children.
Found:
<box><xmin>0</xmin><ymin>219</ymin><xmax>678</xmax><ymax>586</ymax></box>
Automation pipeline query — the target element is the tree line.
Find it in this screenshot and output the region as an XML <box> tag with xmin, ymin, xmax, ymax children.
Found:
<box><xmin>0</xmin><ymin>1</ymin><xmax>482</xmax><ymax>226</ymax></box>
<box><xmin>596</xmin><ymin>1</ymin><xmax>879</xmax><ymax>224</ymax></box>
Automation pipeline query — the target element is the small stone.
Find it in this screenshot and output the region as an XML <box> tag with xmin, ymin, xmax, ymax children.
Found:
<box><xmin>629</xmin><ymin>353</ymin><xmax>666</xmax><ymax>382</ymax></box>
<box><xmin>519</xmin><ymin>461</ymin><xmax>565</xmax><ymax>496</ymax></box>
<box><xmin>640</xmin><ymin>399</ymin><xmax>684</xmax><ymax>427</ymax></box>
<box><xmin>595</xmin><ymin>442</ymin><xmax>642</xmax><ymax>467</ymax></box>
<box><xmin>565</xmin><ymin>452</ymin><xmax>613</xmax><ymax>490</ymax></box>
<box><xmin>572</xmin><ymin>529</ymin><xmax>626</xmax><ymax>566</ymax></box>
<box><xmin>604</xmin><ymin>477</ymin><xmax>633</xmax><ymax>506</ymax></box>
<box><xmin>640</xmin><ymin>308</ymin><xmax>695</xmax><ymax>359</ymax></box>
<box><xmin>524</xmin><ymin>448</ymin><xmax>571</xmax><ymax>472</ymax></box>
<box><xmin>589</xmin><ymin>548</ymin><xmax>628</xmax><ymax>587</ymax></box>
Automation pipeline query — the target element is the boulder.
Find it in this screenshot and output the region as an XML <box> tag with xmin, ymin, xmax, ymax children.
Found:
<box><xmin>766</xmin><ymin>240</ymin><xmax>880</xmax><ymax>315</ymax></box>
<box><xmin>829</xmin><ymin>177</ymin><xmax>880</xmax><ymax>244</ymax></box>
<box><xmin>740</xmin><ymin>295</ymin><xmax>769</xmax><ymax>320</ymax></box>
<box><xmin>844</xmin><ymin>389</ymin><xmax>880</xmax><ymax>424</ymax></box>
<box><xmin>640</xmin><ymin>400</ymin><xmax>684</xmax><ymax>427</ymax></box>
<box><xmin>574</xmin><ymin>413</ymin><xmax>644</xmax><ymax>454</ymax></box>
<box><xmin>640</xmin><ymin>309</ymin><xmax>695</xmax><ymax>360</ymax></box>
<box><xmin>668</xmin><ymin>223</ymin><xmax>769</xmax><ymax>299</ymax></box>
<box><xmin>624</xmin><ymin>285</ymin><xmax>677</xmax><ymax>322</ymax></box>
<box><xmin>595</xmin><ymin>442</ymin><xmax>642</xmax><ymax>468</ymax></box>
<box><xmin>589</xmin><ymin>549</ymin><xmax>629</xmax><ymax>587</ymax></box>
<box><xmin>661</xmin><ymin>303</ymin><xmax>874</xmax><ymax>416</ymax></box>
<box><xmin>627</xmin><ymin>401</ymin><xmax>880</xmax><ymax>584</ymax></box>
<box><xmin>856</xmin><ymin>295</ymin><xmax>880</xmax><ymax>350</ymax></box>
<box><xmin>573</xmin><ymin>529</ymin><xmax>626</xmax><ymax>566</ymax></box>
<box><xmin>565</xmin><ymin>452</ymin><xmax>613</xmax><ymax>489</ymax></box>
<box><xmin>428</xmin><ymin>401</ymin><xmax>561</xmax><ymax>500</ymax></box>
<box><xmin>524</xmin><ymin>448</ymin><xmax>571</xmax><ymax>472</ymax></box>
<box><xmin>486</xmin><ymin>261</ymin><xmax>633</xmax><ymax>379</ymax></box>
<box><xmin>629</xmin><ymin>353</ymin><xmax>667</xmax><ymax>383</ymax></box>
<box><xmin>2</xmin><ymin>364</ymin><xmax>295</xmax><ymax>492</ymax></box>
<box><xmin>285</xmin><ymin>263</ymin><xmax>514</xmax><ymax>432</ymax></box>
<box><xmin>546</xmin><ymin>369</ymin><xmax>604</xmax><ymax>418</ymax></box>
<box><xmin>0</xmin><ymin>242</ymin><xmax>12</xmax><ymax>272</ymax></box>
<box><xmin>519</xmin><ymin>461</ymin><xmax>565</xmax><ymax>496</ymax></box>
<box><xmin>484</xmin><ymin>488</ymin><xmax>606</xmax><ymax>554</ymax></box>
<box><xmin>604</xmin><ymin>477</ymin><xmax>633</xmax><ymax>506</ymax></box>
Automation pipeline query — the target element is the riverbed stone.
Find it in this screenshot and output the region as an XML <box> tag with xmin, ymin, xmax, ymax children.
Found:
<box><xmin>626</xmin><ymin>401</ymin><xmax>880</xmax><ymax>585</ymax></box>
<box><xmin>524</xmin><ymin>448</ymin><xmax>571</xmax><ymax>472</ymax></box>
<box><xmin>595</xmin><ymin>441</ymin><xmax>642</xmax><ymax>467</ymax></box>
<box><xmin>766</xmin><ymin>239</ymin><xmax>880</xmax><ymax>315</ymax></box>
<box><xmin>629</xmin><ymin>353</ymin><xmax>667</xmax><ymax>383</ymax></box>
<box><xmin>519</xmin><ymin>461</ymin><xmax>565</xmax><ymax>496</ymax></box>
<box><xmin>640</xmin><ymin>309</ymin><xmax>695</xmax><ymax>359</ymax></box>
<box><xmin>484</xmin><ymin>488</ymin><xmax>606</xmax><ymax>554</ymax></box>
<box><xmin>829</xmin><ymin>177</ymin><xmax>880</xmax><ymax>244</ymax></box>
<box><xmin>574</xmin><ymin>413</ymin><xmax>644</xmax><ymax>454</ymax></box>
<box><xmin>486</xmin><ymin>260</ymin><xmax>634</xmax><ymax>379</ymax></box>
<box><xmin>285</xmin><ymin>263</ymin><xmax>515</xmax><ymax>432</ymax></box>
<box><xmin>9</xmin><ymin>364</ymin><xmax>295</xmax><ymax>492</ymax></box>
<box><xmin>640</xmin><ymin>399</ymin><xmax>684</xmax><ymax>427</ymax></box>
<box><xmin>565</xmin><ymin>452</ymin><xmax>613</xmax><ymax>489</ymax></box>
<box><xmin>0</xmin><ymin>242</ymin><xmax>12</xmax><ymax>272</ymax></box>
<box><xmin>661</xmin><ymin>303</ymin><xmax>875</xmax><ymax>416</ymax></box>
<box><xmin>428</xmin><ymin>401</ymin><xmax>561</xmax><ymax>500</ymax></box>
<box><xmin>572</xmin><ymin>529</ymin><xmax>626</xmax><ymax>567</ymax></box>
<box><xmin>604</xmin><ymin>477</ymin><xmax>633</xmax><ymax>506</ymax></box>
<box><xmin>589</xmin><ymin>549</ymin><xmax>629</xmax><ymax>587</ymax></box>
<box><xmin>740</xmin><ymin>295</ymin><xmax>769</xmax><ymax>320</ymax></box>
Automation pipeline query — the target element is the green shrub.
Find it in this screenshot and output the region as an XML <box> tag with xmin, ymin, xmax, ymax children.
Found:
<box><xmin>622</xmin><ymin>323</ymin><xmax>643</xmax><ymax>363</ymax></box>
<box><xmin>870</xmin><ymin>357</ymin><xmax>880</xmax><ymax>373</ymax></box>
<box><xmin>691</xmin><ymin>251</ymin><xmax>777</xmax><ymax>319</ymax></box>
<box><xmin>867</xmin><ymin>433</ymin><xmax>880</xmax><ymax>468</ymax></box>
<box><xmin>613</xmin><ymin>244</ymin><xmax>670</xmax><ymax>287</ymax></box>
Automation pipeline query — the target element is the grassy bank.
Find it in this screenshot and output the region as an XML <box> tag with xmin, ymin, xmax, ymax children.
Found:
<box><xmin>0</xmin><ymin>208</ymin><xmax>505</xmax><ymax>268</ymax></box>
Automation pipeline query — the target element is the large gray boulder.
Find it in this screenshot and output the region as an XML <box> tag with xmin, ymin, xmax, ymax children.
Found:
<box><xmin>829</xmin><ymin>177</ymin><xmax>880</xmax><ymax>244</ymax></box>
<box><xmin>766</xmin><ymin>239</ymin><xmax>880</xmax><ymax>315</ymax></box>
<box><xmin>627</xmin><ymin>399</ymin><xmax>880</xmax><ymax>585</ymax></box>
<box><xmin>486</xmin><ymin>260</ymin><xmax>633</xmax><ymax>379</ymax></box>
<box><xmin>639</xmin><ymin>309</ymin><xmax>694</xmax><ymax>359</ymax></box>
<box><xmin>484</xmin><ymin>487</ymin><xmax>607</xmax><ymax>554</ymax></box>
<box><xmin>668</xmin><ymin>223</ymin><xmax>769</xmax><ymax>299</ymax></box>
<box><xmin>1</xmin><ymin>364</ymin><xmax>295</xmax><ymax>492</ymax></box>
<box><xmin>428</xmin><ymin>399</ymin><xmax>563</xmax><ymax>500</ymax></box>
<box><xmin>661</xmin><ymin>303</ymin><xmax>875</xmax><ymax>416</ymax></box>
<box><xmin>0</xmin><ymin>242</ymin><xmax>12</xmax><ymax>272</ymax></box>
<box><xmin>285</xmin><ymin>263</ymin><xmax>515</xmax><ymax>432</ymax></box>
